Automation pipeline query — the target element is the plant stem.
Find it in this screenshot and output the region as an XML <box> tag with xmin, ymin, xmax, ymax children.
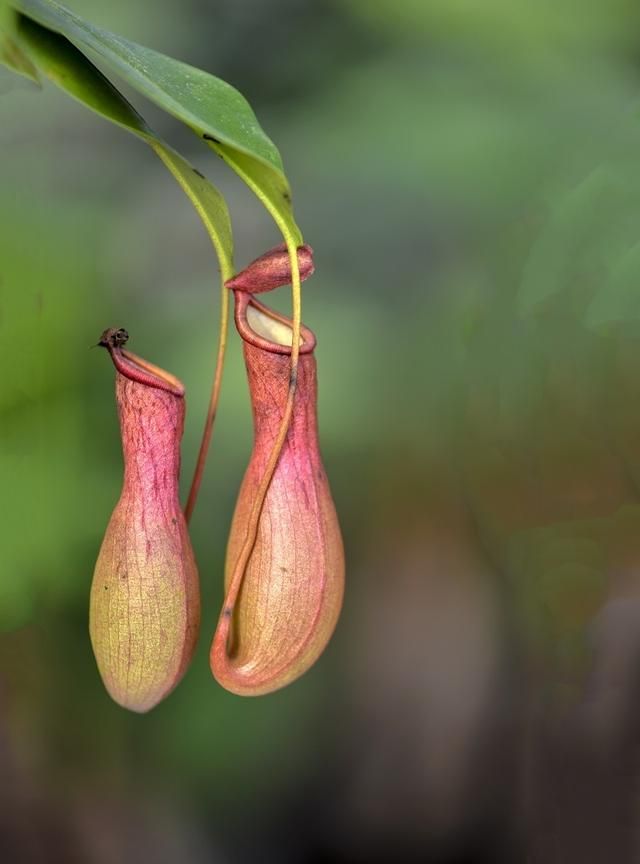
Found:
<box><xmin>196</xmin><ymin>141</ymin><xmax>304</xmax><ymax>610</ymax></box>
<box><xmin>184</xmin><ymin>281</ymin><xmax>229</xmax><ymax>523</ymax></box>
<box><xmin>216</xmin><ymin>234</ymin><xmax>301</xmax><ymax>631</ymax></box>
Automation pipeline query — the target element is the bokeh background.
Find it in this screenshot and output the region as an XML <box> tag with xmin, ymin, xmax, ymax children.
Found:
<box><xmin>4</xmin><ymin>1</ymin><xmax>640</xmax><ymax>861</ymax></box>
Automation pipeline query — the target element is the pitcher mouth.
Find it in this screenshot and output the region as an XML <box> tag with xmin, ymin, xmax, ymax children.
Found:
<box><xmin>98</xmin><ymin>327</ymin><xmax>185</xmax><ymax>396</ymax></box>
<box><xmin>233</xmin><ymin>291</ymin><xmax>317</xmax><ymax>355</ymax></box>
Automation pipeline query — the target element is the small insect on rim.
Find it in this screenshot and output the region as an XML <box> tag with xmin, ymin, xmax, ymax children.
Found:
<box><xmin>98</xmin><ymin>327</ymin><xmax>129</xmax><ymax>349</ymax></box>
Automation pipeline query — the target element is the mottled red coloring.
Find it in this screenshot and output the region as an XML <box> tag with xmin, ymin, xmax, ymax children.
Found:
<box><xmin>90</xmin><ymin>333</ymin><xmax>199</xmax><ymax>712</ymax></box>
<box><xmin>210</xmin><ymin>293</ymin><xmax>344</xmax><ymax>695</ymax></box>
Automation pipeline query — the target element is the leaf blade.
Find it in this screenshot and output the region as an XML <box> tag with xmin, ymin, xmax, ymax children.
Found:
<box><xmin>13</xmin><ymin>13</ymin><xmax>149</xmax><ymax>135</ymax></box>
<box><xmin>3</xmin><ymin>11</ymin><xmax>234</xmax><ymax>274</ymax></box>
<box><xmin>13</xmin><ymin>0</ymin><xmax>281</xmax><ymax>169</ymax></box>
<box><xmin>10</xmin><ymin>0</ymin><xmax>300</xmax><ymax>241</ymax></box>
<box><xmin>0</xmin><ymin>3</ymin><xmax>38</xmax><ymax>81</ymax></box>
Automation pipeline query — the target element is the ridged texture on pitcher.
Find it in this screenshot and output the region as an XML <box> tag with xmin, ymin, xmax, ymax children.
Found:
<box><xmin>90</xmin><ymin>329</ymin><xmax>200</xmax><ymax>713</ymax></box>
<box><xmin>210</xmin><ymin>294</ymin><xmax>344</xmax><ymax>695</ymax></box>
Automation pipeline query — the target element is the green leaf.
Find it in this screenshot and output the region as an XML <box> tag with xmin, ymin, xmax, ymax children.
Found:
<box><xmin>3</xmin><ymin>10</ymin><xmax>234</xmax><ymax>277</ymax></box>
<box><xmin>10</xmin><ymin>0</ymin><xmax>300</xmax><ymax>242</ymax></box>
<box><xmin>14</xmin><ymin>14</ymin><xmax>149</xmax><ymax>135</ymax></box>
<box><xmin>0</xmin><ymin>3</ymin><xmax>38</xmax><ymax>81</ymax></box>
<box><xmin>151</xmin><ymin>142</ymin><xmax>234</xmax><ymax>277</ymax></box>
<box><xmin>14</xmin><ymin>0</ymin><xmax>279</xmax><ymax>167</ymax></box>
<box><xmin>217</xmin><ymin>147</ymin><xmax>302</xmax><ymax>245</ymax></box>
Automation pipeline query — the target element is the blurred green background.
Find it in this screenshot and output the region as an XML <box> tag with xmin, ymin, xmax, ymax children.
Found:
<box><xmin>4</xmin><ymin>1</ymin><xmax>640</xmax><ymax>862</ymax></box>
